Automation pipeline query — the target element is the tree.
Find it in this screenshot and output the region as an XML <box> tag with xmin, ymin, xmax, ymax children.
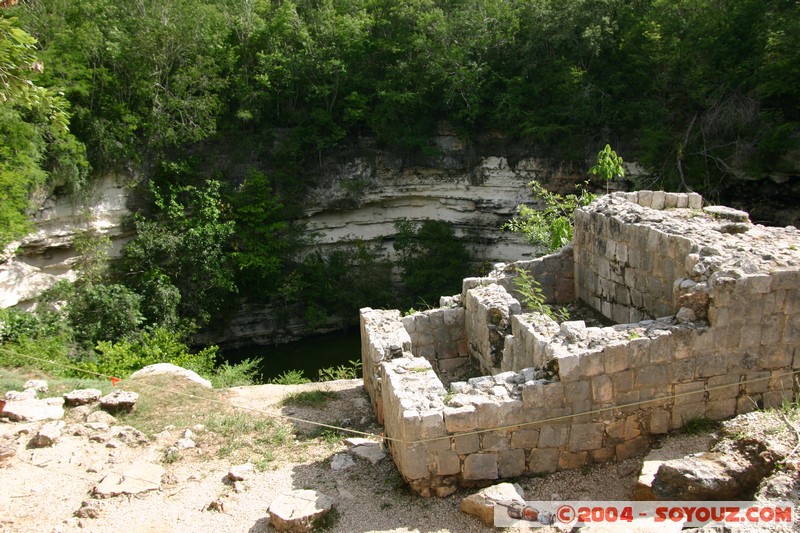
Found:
<box><xmin>0</xmin><ymin>15</ymin><xmax>86</xmax><ymax>247</ymax></box>
<box><xmin>117</xmin><ymin>180</ymin><xmax>237</xmax><ymax>329</ymax></box>
<box><xmin>0</xmin><ymin>16</ymin><xmax>68</xmax><ymax>128</ymax></box>
<box><xmin>393</xmin><ymin>219</ymin><xmax>470</xmax><ymax>307</ymax></box>
<box><xmin>589</xmin><ymin>144</ymin><xmax>625</xmax><ymax>194</ymax></box>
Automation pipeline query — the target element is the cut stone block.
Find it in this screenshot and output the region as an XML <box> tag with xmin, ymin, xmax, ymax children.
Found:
<box><xmin>268</xmin><ymin>490</ymin><xmax>333</xmax><ymax>533</ymax></box>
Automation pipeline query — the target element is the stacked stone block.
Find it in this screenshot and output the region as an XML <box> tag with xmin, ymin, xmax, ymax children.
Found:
<box><xmin>491</xmin><ymin>245</ymin><xmax>575</xmax><ymax>305</ymax></box>
<box><xmin>464</xmin><ymin>284</ymin><xmax>521</xmax><ymax>375</ymax></box>
<box><xmin>401</xmin><ymin>306</ymin><xmax>468</xmax><ymax>373</ymax></box>
<box><xmin>360</xmin><ymin>192</ymin><xmax>800</xmax><ymax>496</ymax></box>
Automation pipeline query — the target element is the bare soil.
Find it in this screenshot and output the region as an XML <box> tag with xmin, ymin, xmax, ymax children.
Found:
<box><xmin>0</xmin><ymin>378</ymin><xmax>736</xmax><ymax>533</ymax></box>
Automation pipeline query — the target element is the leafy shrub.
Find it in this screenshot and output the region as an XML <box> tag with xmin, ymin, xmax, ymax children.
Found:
<box><xmin>512</xmin><ymin>268</ymin><xmax>569</xmax><ymax>321</ymax></box>
<box><xmin>84</xmin><ymin>327</ymin><xmax>217</xmax><ymax>379</ymax></box>
<box><xmin>210</xmin><ymin>358</ymin><xmax>263</xmax><ymax>388</ymax></box>
<box><xmin>270</xmin><ymin>369</ymin><xmax>311</xmax><ymax>385</ymax></box>
<box><xmin>0</xmin><ymin>308</ymin><xmax>41</xmax><ymax>343</ymax></box>
<box><xmin>504</xmin><ymin>180</ymin><xmax>596</xmax><ymax>253</ymax></box>
<box><xmin>318</xmin><ymin>359</ymin><xmax>362</xmax><ymax>381</ymax></box>
<box><xmin>66</xmin><ymin>283</ymin><xmax>144</xmax><ymax>347</ymax></box>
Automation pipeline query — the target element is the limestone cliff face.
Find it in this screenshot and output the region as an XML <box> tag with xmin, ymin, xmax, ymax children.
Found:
<box><xmin>0</xmin><ymin>139</ymin><xmax>599</xmax><ymax>345</ymax></box>
<box><xmin>0</xmin><ymin>176</ymin><xmax>134</xmax><ymax>309</ymax></box>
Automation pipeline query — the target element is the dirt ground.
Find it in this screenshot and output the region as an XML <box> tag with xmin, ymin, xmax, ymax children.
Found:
<box><xmin>0</xmin><ymin>378</ymin><xmax>716</xmax><ymax>533</ymax></box>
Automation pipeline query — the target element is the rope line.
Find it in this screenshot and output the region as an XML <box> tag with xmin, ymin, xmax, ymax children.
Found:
<box><xmin>1</xmin><ymin>345</ymin><xmax>798</xmax><ymax>447</ymax></box>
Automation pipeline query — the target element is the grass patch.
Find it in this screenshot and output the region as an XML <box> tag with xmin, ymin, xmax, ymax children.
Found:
<box><xmin>0</xmin><ymin>367</ymin><xmax>114</xmax><ymax>397</ymax></box>
<box><xmin>115</xmin><ymin>374</ymin><xmax>224</xmax><ymax>436</ymax></box>
<box><xmin>204</xmin><ymin>410</ymin><xmax>293</xmax><ymax>465</ymax></box>
<box><xmin>280</xmin><ymin>390</ymin><xmax>338</xmax><ymax>408</ymax></box>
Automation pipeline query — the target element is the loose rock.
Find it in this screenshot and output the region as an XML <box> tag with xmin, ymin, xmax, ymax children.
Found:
<box><xmin>63</xmin><ymin>389</ymin><xmax>102</xmax><ymax>407</ymax></box>
<box><xmin>23</xmin><ymin>380</ymin><xmax>48</xmax><ymax>393</ymax></box>
<box><xmin>74</xmin><ymin>500</ymin><xmax>103</xmax><ymax>519</ymax></box>
<box><xmin>331</xmin><ymin>453</ymin><xmax>355</xmax><ymax>470</ymax></box>
<box><xmin>460</xmin><ymin>482</ymin><xmax>526</xmax><ymax>526</ymax></box>
<box><xmin>130</xmin><ymin>363</ymin><xmax>212</xmax><ymax>388</ymax></box>
<box><xmin>228</xmin><ymin>462</ymin><xmax>254</xmax><ymax>482</ymax></box>
<box><xmin>652</xmin><ymin>439</ymin><xmax>773</xmax><ymax>500</ymax></box>
<box><xmin>99</xmin><ymin>391</ymin><xmax>138</xmax><ymax>414</ymax></box>
<box><xmin>31</xmin><ymin>420</ymin><xmax>66</xmax><ymax>448</ymax></box>
<box><xmin>268</xmin><ymin>489</ymin><xmax>333</xmax><ymax>533</ymax></box>
<box><xmin>350</xmin><ymin>443</ymin><xmax>386</xmax><ymax>464</ymax></box>
<box><xmin>5</xmin><ymin>389</ymin><xmax>37</xmax><ymax>402</ymax></box>
<box><xmin>0</xmin><ymin>397</ymin><xmax>64</xmax><ymax>422</ymax></box>
<box><xmin>93</xmin><ymin>461</ymin><xmax>165</xmax><ymax>498</ymax></box>
<box><xmin>86</xmin><ymin>410</ymin><xmax>117</xmax><ymax>425</ymax></box>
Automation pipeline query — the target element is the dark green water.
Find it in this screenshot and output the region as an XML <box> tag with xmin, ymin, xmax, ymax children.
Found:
<box><xmin>220</xmin><ymin>329</ymin><xmax>362</xmax><ymax>382</ymax></box>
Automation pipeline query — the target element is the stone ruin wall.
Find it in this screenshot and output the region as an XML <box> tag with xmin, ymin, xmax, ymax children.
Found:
<box><xmin>360</xmin><ymin>191</ymin><xmax>800</xmax><ymax>497</ymax></box>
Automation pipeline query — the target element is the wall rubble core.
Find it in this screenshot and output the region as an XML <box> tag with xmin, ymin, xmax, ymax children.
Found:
<box><xmin>360</xmin><ymin>191</ymin><xmax>800</xmax><ymax>497</ymax></box>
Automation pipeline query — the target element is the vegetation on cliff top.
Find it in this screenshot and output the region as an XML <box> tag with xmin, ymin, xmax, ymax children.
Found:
<box><xmin>2</xmin><ymin>0</ymin><xmax>799</xmax><ymax>378</ymax></box>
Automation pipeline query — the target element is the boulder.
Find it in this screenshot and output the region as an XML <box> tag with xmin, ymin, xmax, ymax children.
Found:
<box><xmin>460</xmin><ymin>482</ymin><xmax>526</xmax><ymax>527</ymax></box>
<box><xmin>63</xmin><ymin>389</ymin><xmax>102</xmax><ymax>407</ymax></box>
<box><xmin>5</xmin><ymin>389</ymin><xmax>37</xmax><ymax>402</ymax></box>
<box><xmin>31</xmin><ymin>420</ymin><xmax>66</xmax><ymax>447</ymax></box>
<box><xmin>268</xmin><ymin>489</ymin><xmax>333</xmax><ymax>532</ymax></box>
<box><xmin>129</xmin><ymin>363</ymin><xmax>212</xmax><ymax>388</ymax></box>
<box><xmin>652</xmin><ymin>440</ymin><xmax>773</xmax><ymax>500</ymax></box>
<box><xmin>23</xmin><ymin>380</ymin><xmax>48</xmax><ymax>393</ymax></box>
<box><xmin>99</xmin><ymin>390</ymin><xmax>138</xmax><ymax>414</ymax></box>
<box><xmin>93</xmin><ymin>461</ymin><xmax>165</xmax><ymax>498</ymax></box>
<box><xmin>0</xmin><ymin>397</ymin><xmax>64</xmax><ymax>422</ymax></box>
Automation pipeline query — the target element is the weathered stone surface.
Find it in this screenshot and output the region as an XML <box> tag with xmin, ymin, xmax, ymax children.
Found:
<box><xmin>268</xmin><ymin>489</ymin><xmax>333</xmax><ymax>533</ymax></box>
<box><xmin>23</xmin><ymin>380</ymin><xmax>48</xmax><ymax>393</ymax></box>
<box><xmin>331</xmin><ymin>453</ymin><xmax>355</xmax><ymax>471</ymax></box>
<box><xmin>0</xmin><ymin>438</ymin><xmax>17</xmax><ymax>464</ymax></box>
<box><xmin>31</xmin><ymin>420</ymin><xmax>65</xmax><ymax>447</ymax></box>
<box><xmin>74</xmin><ymin>500</ymin><xmax>104</xmax><ymax>519</ymax></box>
<box><xmin>652</xmin><ymin>440</ymin><xmax>772</xmax><ymax>500</ymax></box>
<box><xmin>460</xmin><ymin>482</ymin><xmax>525</xmax><ymax>527</ymax></box>
<box><xmin>228</xmin><ymin>463</ymin><xmax>254</xmax><ymax>482</ymax></box>
<box><xmin>63</xmin><ymin>389</ymin><xmax>102</xmax><ymax>407</ymax></box>
<box><xmin>86</xmin><ymin>410</ymin><xmax>117</xmax><ymax>425</ymax></box>
<box><xmin>93</xmin><ymin>461</ymin><xmax>165</xmax><ymax>498</ymax></box>
<box><xmin>463</xmin><ymin>453</ymin><xmax>498</xmax><ymax>480</ymax></box>
<box><xmin>129</xmin><ymin>363</ymin><xmax>212</xmax><ymax>388</ymax></box>
<box><xmin>99</xmin><ymin>390</ymin><xmax>138</xmax><ymax>414</ymax></box>
<box><xmin>351</xmin><ymin>443</ymin><xmax>386</xmax><ymax>464</ymax></box>
<box><xmin>5</xmin><ymin>389</ymin><xmax>37</xmax><ymax>402</ymax></box>
<box><xmin>0</xmin><ymin>397</ymin><xmax>64</xmax><ymax>422</ymax></box>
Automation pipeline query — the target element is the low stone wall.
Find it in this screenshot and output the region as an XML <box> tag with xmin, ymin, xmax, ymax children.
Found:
<box><xmin>360</xmin><ymin>191</ymin><xmax>800</xmax><ymax>496</ymax></box>
<box><xmin>401</xmin><ymin>306</ymin><xmax>468</xmax><ymax>374</ymax></box>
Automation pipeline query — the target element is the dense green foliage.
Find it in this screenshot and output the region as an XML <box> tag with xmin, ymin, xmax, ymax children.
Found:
<box><xmin>3</xmin><ymin>0</ymin><xmax>800</xmax><ymax>381</ymax></box>
<box><xmin>394</xmin><ymin>219</ymin><xmax>471</xmax><ymax>306</ymax></box>
<box><xmin>0</xmin><ymin>15</ymin><xmax>87</xmax><ymax>247</ymax></box>
<box><xmin>505</xmin><ymin>180</ymin><xmax>597</xmax><ymax>252</ymax></box>
<box><xmin>8</xmin><ymin>0</ymin><xmax>798</xmax><ymax>191</ymax></box>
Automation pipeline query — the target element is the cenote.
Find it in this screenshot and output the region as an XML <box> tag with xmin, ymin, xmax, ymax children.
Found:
<box><xmin>220</xmin><ymin>329</ymin><xmax>362</xmax><ymax>382</ymax></box>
